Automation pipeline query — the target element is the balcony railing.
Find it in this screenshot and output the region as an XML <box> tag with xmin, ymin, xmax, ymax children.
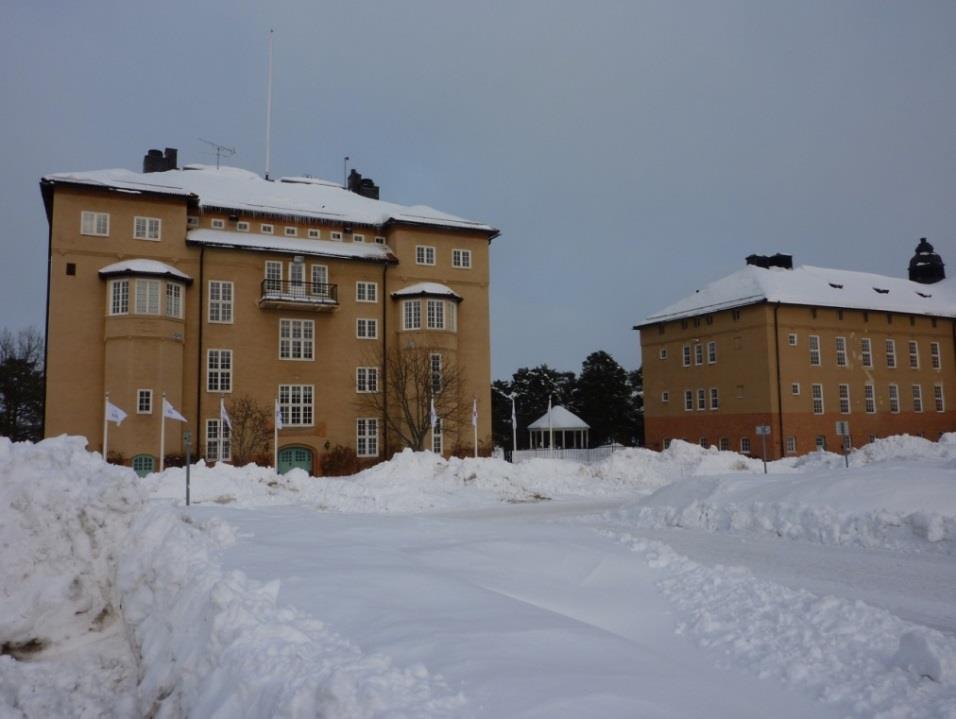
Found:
<box><xmin>259</xmin><ymin>279</ymin><xmax>338</xmax><ymax>311</ymax></box>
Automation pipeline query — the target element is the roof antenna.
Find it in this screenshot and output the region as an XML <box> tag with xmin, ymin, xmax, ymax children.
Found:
<box><xmin>265</xmin><ymin>28</ymin><xmax>274</xmax><ymax>180</ymax></box>
<box><xmin>198</xmin><ymin>138</ymin><xmax>236</xmax><ymax>169</ymax></box>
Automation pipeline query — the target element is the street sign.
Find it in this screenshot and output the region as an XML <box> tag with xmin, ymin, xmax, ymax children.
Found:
<box><xmin>755</xmin><ymin>425</ymin><xmax>771</xmax><ymax>436</ymax></box>
<box><xmin>835</xmin><ymin>421</ymin><xmax>849</xmax><ymax>436</ymax></box>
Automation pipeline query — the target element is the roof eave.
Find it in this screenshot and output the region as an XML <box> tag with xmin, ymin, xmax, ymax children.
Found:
<box><xmin>185</xmin><ymin>237</ymin><xmax>398</xmax><ymax>265</ymax></box>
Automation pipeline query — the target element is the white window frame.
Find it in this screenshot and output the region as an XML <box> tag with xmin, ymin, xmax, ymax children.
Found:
<box><xmin>835</xmin><ymin>337</ymin><xmax>848</xmax><ymax>367</ymax></box>
<box><xmin>861</xmin><ymin>338</ymin><xmax>872</xmax><ymax>368</ymax></box>
<box><xmin>661</xmin><ymin>391</ymin><xmax>669</xmax><ymax>403</ymax></box>
<box><xmin>356</xmin><ymin>367</ymin><xmax>380</xmax><ymax>393</ymax></box>
<box><xmin>908</xmin><ymin>340</ymin><xmax>920</xmax><ymax>369</ymax></box>
<box><xmin>133</xmin><ymin>216</ymin><xmax>161</xmax><ymax>241</ymax></box>
<box><xmin>357</xmin><ymin>318</ymin><xmax>378</xmax><ymax>339</ymax></box>
<box><xmin>237</xmin><ymin>221</ymin><xmax>250</xmax><ymax>232</ymax></box>
<box><xmin>403</xmin><ymin>300</ymin><xmax>421</xmax><ymax>330</ymax></box>
<box><xmin>187</xmin><ymin>216</ymin><xmax>199</xmax><ymax>228</ymax></box>
<box><xmin>785</xmin><ymin>436</ymin><xmax>797</xmax><ymax>454</ymax></box>
<box><xmin>838</xmin><ymin>383</ymin><xmax>850</xmax><ymax>414</ymax></box>
<box><xmin>375</xmin><ymin>236</ymin><xmax>386</xmax><ymax>245</ymax></box>
<box><xmin>278</xmin><ymin>384</ymin><xmax>314</xmax><ymax>427</ymax></box>
<box><xmin>930</xmin><ymin>342</ymin><xmax>941</xmax><ymax>370</ymax></box>
<box><xmin>886</xmin><ymin>339</ymin><xmax>897</xmax><ymax>368</ymax></box>
<box><xmin>279</xmin><ymin>319</ymin><xmax>315</xmax><ymax>361</ymax></box>
<box><xmin>809</xmin><ymin>335</ymin><xmax>821</xmax><ymax>366</ymax></box>
<box><xmin>791</xmin><ymin>382</ymin><xmax>800</xmax><ymax>396</ymax></box>
<box><xmin>740</xmin><ymin>437</ymin><xmax>751</xmax><ymax>454</ymax></box>
<box><xmin>427</xmin><ymin>299</ymin><xmax>446</xmax><ymax>330</ymax></box>
<box><xmin>205</xmin><ymin>418</ymin><xmax>231</xmax><ymax>462</ymax></box>
<box><xmin>265</xmin><ymin>261</ymin><xmax>282</xmax><ymax>292</ymax></box>
<box><xmin>430</xmin><ymin>353</ymin><xmax>442</xmax><ymax>393</ymax></box>
<box><xmin>356</xmin><ymin>281</ymin><xmax>378</xmax><ymax>303</ymax></box>
<box><xmin>682</xmin><ymin>345</ymin><xmax>691</xmax><ymax>367</ymax></box>
<box><xmin>135</xmin><ymin>279</ymin><xmax>161</xmax><ymax>315</ymax></box>
<box><xmin>353</xmin><ymin>233</ymin><xmax>365</xmax><ymax>243</ymax></box>
<box><xmin>330</xmin><ymin>231</ymin><xmax>343</xmax><ymax>242</ymax></box>
<box><xmin>659</xmin><ymin>348</ymin><xmax>668</xmax><ymax>360</ymax></box>
<box><xmin>137</xmin><ymin>389</ymin><xmax>153</xmax><ymax>415</ymax></box>
<box><xmin>452</xmin><ymin>249</ymin><xmax>472</xmax><ymax>268</ymax></box>
<box><xmin>933</xmin><ymin>383</ymin><xmax>945</xmax><ymax>412</ymax></box>
<box><xmin>707</xmin><ymin>341</ymin><xmax>717</xmax><ymax>364</ymax></box>
<box><xmin>415</xmin><ymin>245</ymin><xmax>436</xmax><ymax>266</ymax></box>
<box><xmin>81</xmin><ymin>211</ymin><xmax>109</xmax><ymax>237</ymax></box>
<box><xmin>165</xmin><ymin>282</ymin><xmax>183</xmax><ymax>319</ymax></box>
<box><xmin>308</xmin><ymin>228</ymin><xmax>321</xmax><ymax>239</ymax></box>
<box><xmin>357</xmin><ymin>418</ymin><xmax>379</xmax><ymax>457</ymax></box>
<box><xmin>694</xmin><ymin>344</ymin><xmax>704</xmax><ymax>366</ymax></box>
<box><xmin>683</xmin><ymin>390</ymin><xmax>693</xmax><ymax>411</ymax></box>
<box><xmin>432</xmin><ymin>417</ymin><xmax>442</xmax><ymax>454</ymax></box>
<box><xmin>912</xmin><ymin>384</ymin><xmax>923</xmax><ymax>413</ymax></box>
<box><xmin>811</xmin><ymin>383</ymin><xmax>824</xmax><ymax>415</ymax></box>
<box><xmin>888</xmin><ymin>383</ymin><xmax>900</xmax><ymax>413</ymax></box>
<box><xmin>208</xmin><ymin>281</ymin><xmax>234</xmax><ymax>323</ymax></box>
<box><xmin>696</xmin><ymin>388</ymin><xmax>706</xmax><ymax>411</ymax></box>
<box><xmin>108</xmin><ymin>279</ymin><xmax>129</xmax><ymax>315</ymax></box>
<box><xmin>788</xmin><ymin>333</ymin><xmax>798</xmax><ymax>347</ymax></box>
<box><xmin>310</xmin><ymin>264</ymin><xmax>329</xmax><ymax>297</ymax></box>
<box><xmin>261</xmin><ymin>223</ymin><xmax>274</xmax><ymax>234</ymax></box>
<box><xmin>709</xmin><ymin>387</ymin><xmax>719</xmax><ymax>410</ymax></box>
<box><xmin>206</xmin><ymin>349</ymin><xmax>233</xmax><ymax>392</ymax></box>
<box><xmin>211</xmin><ymin>218</ymin><xmax>225</xmax><ymax>229</ymax></box>
<box><xmin>284</xmin><ymin>226</ymin><xmax>298</xmax><ymax>237</ymax></box>
<box><xmin>864</xmin><ymin>384</ymin><xmax>876</xmax><ymax>414</ymax></box>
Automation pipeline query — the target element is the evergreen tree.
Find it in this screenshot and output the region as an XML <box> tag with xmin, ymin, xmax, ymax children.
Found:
<box><xmin>574</xmin><ymin>351</ymin><xmax>631</xmax><ymax>446</ymax></box>
<box><xmin>0</xmin><ymin>327</ymin><xmax>44</xmax><ymax>442</ymax></box>
<box><xmin>626</xmin><ymin>367</ymin><xmax>645</xmax><ymax>446</ymax></box>
<box><xmin>491</xmin><ymin>379</ymin><xmax>515</xmax><ymax>450</ymax></box>
<box><xmin>507</xmin><ymin>365</ymin><xmax>576</xmax><ymax>450</ymax></box>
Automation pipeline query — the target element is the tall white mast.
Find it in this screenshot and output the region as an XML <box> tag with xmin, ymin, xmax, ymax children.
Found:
<box><xmin>265</xmin><ymin>29</ymin><xmax>274</xmax><ymax>180</ymax></box>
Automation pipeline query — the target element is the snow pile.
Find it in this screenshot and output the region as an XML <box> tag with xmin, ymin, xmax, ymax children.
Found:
<box><xmin>0</xmin><ymin>436</ymin><xmax>145</xmax><ymax>716</ymax></box>
<box><xmin>116</xmin><ymin>505</ymin><xmax>466</xmax><ymax>718</ymax></box>
<box><xmin>608</xmin><ymin>531</ymin><xmax>956</xmax><ymax>718</ymax></box>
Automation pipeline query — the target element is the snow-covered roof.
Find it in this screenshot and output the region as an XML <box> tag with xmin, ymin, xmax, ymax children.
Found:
<box><xmin>98</xmin><ymin>259</ymin><xmax>192</xmax><ymax>282</ymax></box>
<box><xmin>390</xmin><ymin>282</ymin><xmax>462</xmax><ymax>301</ymax></box>
<box><xmin>528</xmin><ymin>406</ymin><xmax>590</xmax><ymax>430</ymax></box>
<box><xmin>187</xmin><ymin>228</ymin><xmax>395</xmax><ymax>263</ymax></box>
<box><xmin>43</xmin><ymin>165</ymin><xmax>498</xmax><ymax>235</ymax></box>
<box><xmin>642</xmin><ymin>265</ymin><xmax>956</xmax><ymax>324</ymax></box>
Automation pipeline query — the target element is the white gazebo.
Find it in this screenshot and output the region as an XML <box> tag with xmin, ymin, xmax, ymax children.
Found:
<box><xmin>527</xmin><ymin>405</ymin><xmax>590</xmax><ymax>450</ymax></box>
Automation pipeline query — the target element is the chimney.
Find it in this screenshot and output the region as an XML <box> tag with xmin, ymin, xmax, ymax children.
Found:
<box><xmin>908</xmin><ymin>237</ymin><xmax>946</xmax><ymax>284</ymax></box>
<box><xmin>347</xmin><ymin>169</ymin><xmax>380</xmax><ymax>200</ymax></box>
<box><xmin>142</xmin><ymin>147</ymin><xmax>179</xmax><ymax>173</ymax></box>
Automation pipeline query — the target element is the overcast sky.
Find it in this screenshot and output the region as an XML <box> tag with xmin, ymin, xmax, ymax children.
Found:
<box><xmin>4</xmin><ymin>1</ymin><xmax>954</xmax><ymax>378</ymax></box>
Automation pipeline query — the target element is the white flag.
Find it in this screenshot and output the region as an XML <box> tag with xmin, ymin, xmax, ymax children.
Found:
<box><xmin>105</xmin><ymin>400</ymin><xmax>127</xmax><ymax>425</ymax></box>
<box><xmin>471</xmin><ymin>398</ymin><xmax>478</xmax><ymax>428</ymax></box>
<box><xmin>510</xmin><ymin>396</ymin><xmax>516</xmax><ymax>426</ymax></box>
<box><xmin>163</xmin><ymin>398</ymin><xmax>187</xmax><ymax>423</ymax></box>
<box><xmin>220</xmin><ymin>397</ymin><xmax>232</xmax><ymax>433</ymax></box>
<box><xmin>274</xmin><ymin>398</ymin><xmax>284</xmax><ymax>431</ymax></box>
<box><xmin>430</xmin><ymin>398</ymin><xmax>438</xmax><ymax>431</ymax></box>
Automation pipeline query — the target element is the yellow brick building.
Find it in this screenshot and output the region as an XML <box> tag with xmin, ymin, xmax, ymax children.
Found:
<box><xmin>41</xmin><ymin>149</ymin><xmax>498</xmax><ymax>474</ymax></box>
<box><xmin>637</xmin><ymin>246</ymin><xmax>955</xmax><ymax>459</ymax></box>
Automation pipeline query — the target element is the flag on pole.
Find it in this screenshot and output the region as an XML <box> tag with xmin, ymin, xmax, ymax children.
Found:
<box><xmin>510</xmin><ymin>396</ymin><xmax>516</xmax><ymax>426</ymax></box>
<box><xmin>430</xmin><ymin>398</ymin><xmax>438</xmax><ymax>431</ymax></box>
<box><xmin>220</xmin><ymin>397</ymin><xmax>232</xmax><ymax>433</ymax></box>
<box><xmin>471</xmin><ymin>398</ymin><xmax>478</xmax><ymax>427</ymax></box>
<box><xmin>163</xmin><ymin>398</ymin><xmax>187</xmax><ymax>423</ymax></box>
<box><xmin>106</xmin><ymin>400</ymin><xmax>127</xmax><ymax>425</ymax></box>
<box><xmin>274</xmin><ymin>398</ymin><xmax>284</xmax><ymax>430</ymax></box>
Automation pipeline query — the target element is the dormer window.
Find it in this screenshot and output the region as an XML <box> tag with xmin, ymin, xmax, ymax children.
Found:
<box><xmin>211</xmin><ymin>218</ymin><xmax>225</xmax><ymax>229</ymax></box>
<box><xmin>828</xmin><ymin>282</ymin><xmax>843</xmax><ymax>289</ymax></box>
<box><xmin>873</xmin><ymin>287</ymin><xmax>889</xmax><ymax>294</ymax></box>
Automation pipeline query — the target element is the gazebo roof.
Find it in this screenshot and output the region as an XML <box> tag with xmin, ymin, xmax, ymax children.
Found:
<box><xmin>527</xmin><ymin>405</ymin><xmax>590</xmax><ymax>430</ymax></box>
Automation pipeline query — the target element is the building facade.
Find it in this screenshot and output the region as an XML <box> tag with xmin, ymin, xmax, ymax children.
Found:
<box><xmin>637</xmin><ymin>246</ymin><xmax>955</xmax><ymax>458</ymax></box>
<box><xmin>41</xmin><ymin>149</ymin><xmax>498</xmax><ymax>474</ymax></box>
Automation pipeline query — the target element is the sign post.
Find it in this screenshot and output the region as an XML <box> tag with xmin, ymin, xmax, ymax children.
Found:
<box><xmin>755</xmin><ymin>425</ymin><xmax>771</xmax><ymax>474</ymax></box>
<box><xmin>835</xmin><ymin>421</ymin><xmax>851</xmax><ymax>469</ymax></box>
<box><xmin>183</xmin><ymin>431</ymin><xmax>192</xmax><ymax>506</ymax></box>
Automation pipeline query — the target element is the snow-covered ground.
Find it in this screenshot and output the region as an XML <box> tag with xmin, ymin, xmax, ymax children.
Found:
<box><xmin>2</xmin><ymin>434</ymin><xmax>955</xmax><ymax>717</ymax></box>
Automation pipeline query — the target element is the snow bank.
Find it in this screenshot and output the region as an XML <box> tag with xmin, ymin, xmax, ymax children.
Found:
<box><xmin>116</xmin><ymin>505</ymin><xmax>465</xmax><ymax>718</ymax></box>
<box><xmin>607</xmin><ymin>531</ymin><xmax>956</xmax><ymax>718</ymax></box>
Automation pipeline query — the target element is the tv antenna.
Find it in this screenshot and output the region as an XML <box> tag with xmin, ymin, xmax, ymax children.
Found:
<box><xmin>199</xmin><ymin>138</ymin><xmax>236</xmax><ymax>169</ymax></box>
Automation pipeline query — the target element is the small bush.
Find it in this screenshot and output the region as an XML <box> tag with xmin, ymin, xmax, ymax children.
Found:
<box><xmin>320</xmin><ymin>445</ymin><xmax>361</xmax><ymax>476</ymax></box>
<box><xmin>450</xmin><ymin>441</ymin><xmax>494</xmax><ymax>459</ymax></box>
<box><xmin>163</xmin><ymin>454</ymin><xmax>186</xmax><ymax>468</ymax></box>
<box><xmin>105</xmin><ymin>450</ymin><xmax>125</xmax><ymax>466</ymax></box>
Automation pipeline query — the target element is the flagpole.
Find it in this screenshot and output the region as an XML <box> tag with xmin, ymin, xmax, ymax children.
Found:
<box><xmin>274</xmin><ymin>397</ymin><xmax>279</xmax><ymax>471</ymax></box>
<box><xmin>103</xmin><ymin>393</ymin><xmax>109</xmax><ymax>460</ymax></box>
<box><xmin>511</xmin><ymin>396</ymin><xmax>517</xmax><ymax>459</ymax></box>
<box><xmin>473</xmin><ymin>398</ymin><xmax>478</xmax><ymax>459</ymax></box>
<box><xmin>548</xmin><ymin>395</ymin><xmax>553</xmax><ymax>459</ymax></box>
<box><xmin>160</xmin><ymin>392</ymin><xmax>166</xmax><ymax>472</ymax></box>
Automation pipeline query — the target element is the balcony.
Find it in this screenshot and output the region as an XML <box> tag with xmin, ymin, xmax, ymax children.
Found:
<box><xmin>259</xmin><ymin>279</ymin><xmax>338</xmax><ymax>311</ymax></box>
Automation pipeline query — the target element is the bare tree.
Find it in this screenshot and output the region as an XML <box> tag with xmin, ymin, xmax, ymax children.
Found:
<box><xmin>357</xmin><ymin>342</ymin><xmax>466</xmax><ymax>451</ymax></box>
<box><xmin>225</xmin><ymin>394</ymin><xmax>272</xmax><ymax>465</ymax></box>
<box><xmin>0</xmin><ymin>327</ymin><xmax>44</xmax><ymax>442</ymax></box>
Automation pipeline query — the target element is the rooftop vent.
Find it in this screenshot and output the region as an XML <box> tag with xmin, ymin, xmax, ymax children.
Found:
<box><xmin>347</xmin><ymin>169</ymin><xmax>380</xmax><ymax>200</ymax></box>
<box><xmin>143</xmin><ymin>147</ymin><xmax>178</xmax><ymax>173</ymax></box>
<box><xmin>907</xmin><ymin>237</ymin><xmax>945</xmax><ymax>284</ymax></box>
<box><xmin>746</xmin><ymin>253</ymin><xmax>793</xmax><ymax>270</ymax></box>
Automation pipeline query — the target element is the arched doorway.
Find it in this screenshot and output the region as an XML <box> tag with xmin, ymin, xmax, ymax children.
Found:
<box><xmin>278</xmin><ymin>446</ymin><xmax>313</xmax><ymax>475</ymax></box>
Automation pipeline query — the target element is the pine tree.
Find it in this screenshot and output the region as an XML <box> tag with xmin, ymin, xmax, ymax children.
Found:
<box><xmin>574</xmin><ymin>351</ymin><xmax>631</xmax><ymax>446</ymax></box>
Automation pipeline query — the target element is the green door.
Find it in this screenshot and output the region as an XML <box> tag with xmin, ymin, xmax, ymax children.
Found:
<box><xmin>278</xmin><ymin>447</ymin><xmax>313</xmax><ymax>475</ymax></box>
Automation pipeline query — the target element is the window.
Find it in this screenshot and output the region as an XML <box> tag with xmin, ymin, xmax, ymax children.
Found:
<box><xmin>699</xmin><ymin>438</ymin><xmax>708</xmax><ymax>448</ymax></box>
<box><xmin>908</xmin><ymin>341</ymin><xmax>920</xmax><ymax>369</ymax></box>
<box><xmin>888</xmin><ymin>384</ymin><xmax>900</xmax><ymax>413</ymax></box>
<box><xmin>732</xmin><ymin>309</ymin><xmax>741</xmax><ymax>321</ymax></box>
<box><xmin>357</xmin><ymin>318</ymin><xmax>378</xmax><ymax>339</ymax></box>
<box><xmin>736</xmin><ymin>384</ymin><xmax>744</xmax><ymax>398</ymax></box>
<box><xmin>330</xmin><ymin>231</ymin><xmax>342</xmax><ymax>242</ymax></box>
<box><xmin>356</xmin><ymin>281</ymin><xmax>378</xmax><ymax>303</ymax></box>
<box><xmin>934</xmin><ymin>384</ymin><xmax>945</xmax><ymax>412</ymax></box>
<box><xmin>211</xmin><ymin>218</ymin><xmax>225</xmax><ymax>229</ymax></box>
<box><xmin>132</xmin><ymin>455</ymin><xmax>155</xmax><ymax>476</ymax></box>
<box><xmin>930</xmin><ymin>342</ymin><xmax>941</xmax><ymax>370</ymax></box>
<box><xmin>809</xmin><ymin>335</ymin><xmax>821</xmax><ymax>366</ymax></box>
<box><xmin>432</xmin><ymin>418</ymin><xmax>442</xmax><ymax>454</ymax></box>
<box><xmin>811</xmin><ymin>384</ymin><xmax>824</xmax><ymax>415</ymax></box>
<box><xmin>66</xmin><ymin>262</ymin><xmax>76</xmax><ymax>276</ymax></box>
<box><xmin>187</xmin><ymin>216</ymin><xmax>199</xmax><ymax>228</ymax></box>
<box><xmin>684</xmin><ymin>390</ymin><xmax>693</xmax><ymax>411</ymax></box>
<box><xmin>278</xmin><ymin>384</ymin><xmax>314</xmax><ymax>426</ymax></box>
<box><xmin>785</xmin><ymin>436</ymin><xmax>797</xmax><ymax>454</ymax></box>
<box><xmin>719</xmin><ymin>438</ymin><xmax>730</xmax><ymax>451</ymax></box>
<box><xmin>682</xmin><ymin>345</ymin><xmax>691</xmax><ymax>367</ymax></box>
<box><xmin>740</xmin><ymin>437</ymin><xmax>751</xmax><ymax>454</ymax></box>
<box><xmin>452</xmin><ymin>249</ymin><xmax>472</xmax><ymax>268</ymax></box>
<box><xmin>694</xmin><ymin>344</ymin><xmax>704</xmax><ymax>366</ymax></box>
<box><xmin>137</xmin><ymin>389</ymin><xmax>152</xmax><ymax>414</ymax></box>
<box><xmin>310</xmin><ymin>264</ymin><xmax>329</xmax><ymax>297</ymax></box>
<box><xmin>403</xmin><ymin>300</ymin><xmax>421</xmax><ymax>330</ymax></box>
<box><xmin>835</xmin><ymin>337</ymin><xmax>847</xmax><ymax>367</ymax></box>
<box><xmin>289</xmin><ymin>261</ymin><xmax>305</xmax><ymax>292</ymax></box>
<box><xmin>208</xmin><ymin>281</ymin><xmax>234</xmax><ymax>323</ymax></box>
<box><xmin>838</xmin><ymin>384</ymin><xmax>850</xmax><ymax>414</ymax></box>
<box><xmin>427</xmin><ymin>299</ymin><xmax>446</xmax><ymax>329</ymax></box>
<box><xmin>205</xmin><ymin>419</ymin><xmax>231</xmax><ymax>462</ymax></box>
<box><xmin>709</xmin><ymin>387</ymin><xmax>719</xmax><ymax>410</ymax></box>
<box><xmin>284</xmin><ymin>226</ymin><xmax>298</xmax><ymax>237</ymax></box>
<box><xmin>207</xmin><ymin>349</ymin><xmax>233</xmax><ymax>392</ymax></box>
<box><xmin>279</xmin><ymin>319</ymin><xmax>314</xmax><ymax>360</ymax></box>
<box><xmin>135</xmin><ymin>279</ymin><xmax>161</xmax><ymax>315</ymax></box>
<box><xmin>659</xmin><ymin>348</ymin><xmax>668</xmax><ymax>360</ymax></box>
<box><xmin>707</xmin><ymin>341</ymin><xmax>717</xmax><ymax>364</ymax></box>
<box><xmin>861</xmin><ymin>338</ymin><xmax>872</xmax><ymax>368</ymax></box>
<box><xmin>430</xmin><ymin>353</ymin><xmax>443</xmax><ymax>393</ymax></box>
<box><xmin>886</xmin><ymin>339</ymin><xmax>896</xmax><ymax>368</ymax></box>
<box><xmin>308</xmin><ymin>228</ymin><xmax>321</xmax><ymax>239</ymax></box>
<box><xmin>237</xmin><ymin>221</ymin><xmax>250</xmax><ymax>232</ymax></box>
<box><xmin>265</xmin><ymin>261</ymin><xmax>282</xmax><ymax>292</ymax></box>
<box><xmin>261</xmin><ymin>224</ymin><xmax>274</xmax><ymax>234</ymax></box>
<box><xmin>165</xmin><ymin>282</ymin><xmax>183</xmax><ymax>319</ymax></box>
<box><xmin>815</xmin><ymin>436</ymin><xmax>827</xmax><ymax>451</ymax></box>
<box><xmin>133</xmin><ymin>216</ymin><xmax>161</xmax><ymax>241</ymax></box>
<box><xmin>912</xmin><ymin>384</ymin><xmax>923</xmax><ymax>413</ymax></box>
<box><xmin>660</xmin><ymin>391</ymin><xmax>669</xmax><ymax>403</ymax></box>
<box><xmin>416</xmin><ymin>245</ymin><xmax>436</xmax><ymax>265</ymax></box>
<box><xmin>697</xmin><ymin>388</ymin><xmax>706</xmax><ymax>411</ymax></box>
<box><xmin>864</xmin><ymin>384</ymin><xmax>876</xmax><ymax>414</ymax></box>
<box><xmin>357</xmin><ymin>418</ymin><xmax>379</xmax><ymax>457</ymax></box>
<box><xmin>352</xmin><ymin>234</ymin><xmax>365</xmax><ymax>243</ymax></box>
<box><xmin>788</xmin><ymin>333</ymin><xmax>798</xmax><ymax>346</ymax></box>
<box><xmin>375</xmin><ymin>236</ymin><xmax>386</xmax><ymax>245</ymax></box>
<box><xmin>791</xmin><ymin>383</ymin><xmax>800</xmax><ymax>396</ymax></box>
<box><xmin>356</xmin><ymin>367</ymin><xmax>379</xmax><ymax>393</ymax></box>
<box><xmin>80</xmin><ymin>211</ymin><xmax>109</xmax><ymax>236</ymax></box>
<box><xmin>109</xmin><ymin>279</ymin><xmax>129</xmax><ymax>315</ymax></box>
